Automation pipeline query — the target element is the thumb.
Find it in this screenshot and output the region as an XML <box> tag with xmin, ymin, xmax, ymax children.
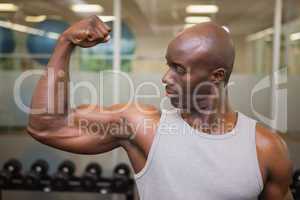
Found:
<box><xmin>103</xmin><ymin>35</ymin><xmax>111</xmax><ymax>42</ymax></box>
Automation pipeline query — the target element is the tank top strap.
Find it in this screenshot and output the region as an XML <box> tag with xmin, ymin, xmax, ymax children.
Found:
<box><xmin>237</xmin><ymin>112</ymin><xmax>264</xmax><ymax>191</ymax></box>
<box><xmin>236</xmin><ymin>112</ymin><xmax>257</xmax><ymax>140</ymax></box>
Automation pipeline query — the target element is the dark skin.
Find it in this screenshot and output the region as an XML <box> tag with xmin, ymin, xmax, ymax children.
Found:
<box><xmin>26</xmin><ymin>16</ymin><xmax>293</xmax><ymax>199</ymax></box>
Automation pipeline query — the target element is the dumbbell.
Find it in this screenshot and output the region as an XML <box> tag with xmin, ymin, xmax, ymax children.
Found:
<box><xmin>97</xmin><ymin>177</ymin><xmax>113</xmax><ymax>194</ymax></box>
<box><xmin>114</xmin><ymin>163</ymin><xmax>130</xmax><ymax>178</ymax></box>
<box><xmin>80</xmin><ymin>162</ymin><xmax>102</xmax><ymax>191</ymax></box>
<box><xmin>24</xmin><ymin>159</ymin><xmax>50</xmax><ymax>190</ymax></box>
<box><xmin>112</xmin><ymin>163</ymin><xmax>131</xmax><ymax>192</ymax></box>
<box><xmin>292</xmin><ymin>169</ymin><xmax>300</xmax><ymax>199</ymax></box>
<box><xmin>51</xmin><ymin>160</ymin><xmax>76</xmax><ymax>191</ymax></box>
<box><xmin>0</xmin><ymin>159</ymin><xmax>23</xmax><ymax>189</ymax></box>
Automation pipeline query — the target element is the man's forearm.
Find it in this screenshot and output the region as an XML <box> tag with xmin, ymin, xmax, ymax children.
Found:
<box><xmin>28</xmin><ymin>36</ymin><xmax>75</xmax><ymax>131</ymax></box>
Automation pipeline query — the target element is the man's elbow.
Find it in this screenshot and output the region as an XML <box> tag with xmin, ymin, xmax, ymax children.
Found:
<box><xmin>26</xmin><ymin>114</ymin><xmax>59</xmax><ymax>141</ymax></box>
<box><xmin>26</xmin><ymin>124</ymin><xmax>49</xmax><ymax>142</ymax></box>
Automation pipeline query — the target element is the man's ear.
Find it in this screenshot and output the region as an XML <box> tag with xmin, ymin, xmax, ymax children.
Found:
<box><xmin>210</xmin><ymin>68</ymin><xmax>226</xmax><ymax>84</ymax></box>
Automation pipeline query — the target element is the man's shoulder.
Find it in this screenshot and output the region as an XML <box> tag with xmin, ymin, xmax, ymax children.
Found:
<box><xmin>124</xmin><ymin>103</ymin><xmax>161</xmax><ymax>117</ymax></box>
<box><xmin>255</xmin><ymin>123</ymin><xmax>288</xmax><ymax>157</ymax></box>
<box><xmin>118</xmin><ymin>103</ymin><xmax>161</xmax><ymax>127</ymax></box>
<box><xmin>237</xmin><ymin>112</ymin><xmax>288</xmax><ymax>161</ymax></box>
<box><xmin>255</xmin><ymin>123</ymin><xmax>292</xmax><ymax>180</ymax></box>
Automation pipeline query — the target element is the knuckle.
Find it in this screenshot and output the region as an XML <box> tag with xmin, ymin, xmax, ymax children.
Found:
<box><xmin>96</xmin><ymin>29</ymin><xmax>104</xmax><ymax>37</ymax></box>
<box><xmin>87</xmin><ymin>17</ymin><xmax>93</xmax><ymax>23</ymax></box>
<box><xmin>102</xmin><ymin>30</ymin><xmax>108</xmax><ymax>36</ymax></box>
<box><xmin>87</xmin><ymin>15</ymin><xmax>97</xmax><ymax>25</ymax></box>
<box><xmin>89</xmin><ymin>15</ymin><xmax>97</xmax><ymax>20</ymax></box>
<box><xmin>92</xmin><ymin>15</ymin><xmax>101</xmax><ymax>23</ymax></box>
<box><xmin>85</xmin><ymin>30</ymin><xmax>95</xmax><ymax>40</ymax></box>
<box><xmin>85</xmin><ymin>29</ymin><xmax>91</xmax><ymax>35</ymax></box>
<box><xmin>92</xmin><ymin>15</ymin><xmax>98</xmax><ymax>19</ymax></box>
<box><xmin>106</xmin><ymin>26</ymin><xmax>112</xmax><ymax>32</ymax></box>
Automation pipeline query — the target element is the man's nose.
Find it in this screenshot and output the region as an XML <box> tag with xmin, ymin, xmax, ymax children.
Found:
<box><xmin>162</xmin><ymin>69</ymin><xmax>172</xmax><ymax>85</ymax></box>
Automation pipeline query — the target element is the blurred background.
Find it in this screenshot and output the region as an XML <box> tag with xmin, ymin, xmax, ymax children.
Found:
<box><xmin>0</xmin><ymin>0</ymin><xmax>299</xmax><ymax>199</ymax></box>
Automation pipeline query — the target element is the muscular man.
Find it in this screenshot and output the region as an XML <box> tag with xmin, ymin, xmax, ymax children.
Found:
<box><xmin>26</xmin><ymin>16</ymin><xmax>293</xmax><ymax>199</ymax></box>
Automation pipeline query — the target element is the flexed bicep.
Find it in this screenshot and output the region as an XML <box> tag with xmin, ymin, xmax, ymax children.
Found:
<box><xmin>27</xmin><ymin>104</ymin><xmax>129</xmax><ymax>154</ymax></box>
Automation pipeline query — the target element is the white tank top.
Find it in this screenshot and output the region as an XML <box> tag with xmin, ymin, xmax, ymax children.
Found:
<box><xmin>134</xmin><ymin>109</ymin><xmax>264</xmax><ymax>200</ymax></box>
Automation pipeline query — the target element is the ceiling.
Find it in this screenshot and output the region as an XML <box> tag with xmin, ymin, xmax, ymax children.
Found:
<box><xmin>0</xmin><ymin>0</ymin><xmax>299</xmax><ymax>37</ymax></box>
<box><xmin>133</xmin><ymin>0</ymin><xmax>300</xmax><ymax>36</ymax></box>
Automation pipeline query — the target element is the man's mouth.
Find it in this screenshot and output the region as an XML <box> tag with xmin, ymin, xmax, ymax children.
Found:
<box><xmin>165</xmin><ymin>86</ymin><xmax>177</xmax><ymax>96</ymax></box>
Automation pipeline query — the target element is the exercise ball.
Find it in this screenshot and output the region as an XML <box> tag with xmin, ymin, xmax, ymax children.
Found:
<box><xmin>81</xmin><ymin>21</ymin><xmax>136</xmax><ymax>71</ymax></box>
<box><xmin>27</xmin><ymin>20</ymin><xmax>69</xmax><ymax>65</ymax></box>
<box><xmin>0</xmin><ymin>26</ymin><xmax>15</xmax><ymax>53</ymax></box>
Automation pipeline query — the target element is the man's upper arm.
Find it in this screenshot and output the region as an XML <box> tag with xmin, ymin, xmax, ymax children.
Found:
<box><xmin>27</xmin><ymin>103</ymin><xmax>160</xmax><ymax>155</ymax></box>
<box><xmin>257</xmin><ymin>124</ymin><xmax>293</xmax><ymax>200</ymax></box>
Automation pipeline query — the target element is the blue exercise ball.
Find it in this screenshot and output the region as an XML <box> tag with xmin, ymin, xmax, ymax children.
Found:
<box><xmin>27</xmin><ymin>20</ymin><xmax>69</xmax><ymax>65</ymax></box>
<box><xmin>0</xmin><ymin>26</ymin><xmax>15</xmax><ymax>53</ymax></box>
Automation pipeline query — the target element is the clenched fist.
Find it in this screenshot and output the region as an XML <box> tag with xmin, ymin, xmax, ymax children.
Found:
<box><xmin>61</xmin><ymin>15</ymin><xmax>111</xmax><ymax>48</ymax></box>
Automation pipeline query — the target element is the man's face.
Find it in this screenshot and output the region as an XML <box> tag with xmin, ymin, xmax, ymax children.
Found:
<box><xmin>162</xmin><ymin>36</ymin><xmax>216</xmax><ymax>111</ymax></box>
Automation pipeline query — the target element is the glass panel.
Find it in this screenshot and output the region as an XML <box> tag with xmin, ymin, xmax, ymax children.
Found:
<box><xmin>283</xmin><ymin>0</ymin><xmax>300</xmax><ymax>75</ymax></box>
<box><xmin>283</xmin><ymin>0</ymin><xmax>300</xmax><ymax>136</ymax></box>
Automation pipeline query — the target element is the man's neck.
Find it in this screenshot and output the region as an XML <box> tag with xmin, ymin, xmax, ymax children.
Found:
<box><xmin>181</xmin><ymin>93</ymin><xmax>237</xmax><ymax>135</ymax></box>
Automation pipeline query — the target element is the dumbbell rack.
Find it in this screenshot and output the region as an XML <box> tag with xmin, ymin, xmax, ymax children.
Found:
<box><xmin>0</xmin><ymin>190</ymin><xmax>127</xmax><ymax>200</ymax></box>
<box><xmin>0</xmin><ymin>159</ymin><xmax>135</xmax><ymax>200</ymax></box>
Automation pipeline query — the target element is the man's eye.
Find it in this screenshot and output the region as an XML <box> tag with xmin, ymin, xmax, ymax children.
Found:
<box><xmin>174</xmin><ymin>66</ymin><xmax>186</xmax><ymax>74</ymax></box>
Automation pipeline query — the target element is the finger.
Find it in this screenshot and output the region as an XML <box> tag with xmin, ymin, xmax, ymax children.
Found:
<box><xmin>87</xmin><ymin>29</ymin><xmax>103</xmax><ymax>42</ymax></box>
<box><xmin>93</xmin><ymin>27</ymin><xmax>106</xmax><ymax>42</ymax></box>
<box><xmin>91</xmin><ymin>16</ymin><xmax>110</xmax><ymax>40</ymax></box>
<box><xmin>103</xmin><ymin>22</ymin><xmax>111</xmax><ymax>33</ymax></box>
<box><xmin>72</xmin><ymin>29</ymin><xmax>87</xmax><ymax>44</ymax></box>
<box><xmin>81</xmin><ymin>40</ymin><xmax>99</xmax><ymax>48</ymax></box>
<box><xmin>95</xmin><ymin>21</ymin><xmax>109</xmax><ymax>38</ymax></box>
<box><xmin>95</xmin><ymin>16</ymin><xmax>111</xmax><ymax>32</ymax></box>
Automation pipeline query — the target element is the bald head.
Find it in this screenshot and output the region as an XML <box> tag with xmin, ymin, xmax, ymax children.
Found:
<box><xmin>167</xmin><ymin>22</ymin><xmax>235</xmax><ymax>84</ymax></box>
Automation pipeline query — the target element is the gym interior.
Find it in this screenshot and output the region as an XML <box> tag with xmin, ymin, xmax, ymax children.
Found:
<box><xmin>0</xmin><ymin>0</ymin><xmax>299</xmax><ymax>199</ymax></box>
